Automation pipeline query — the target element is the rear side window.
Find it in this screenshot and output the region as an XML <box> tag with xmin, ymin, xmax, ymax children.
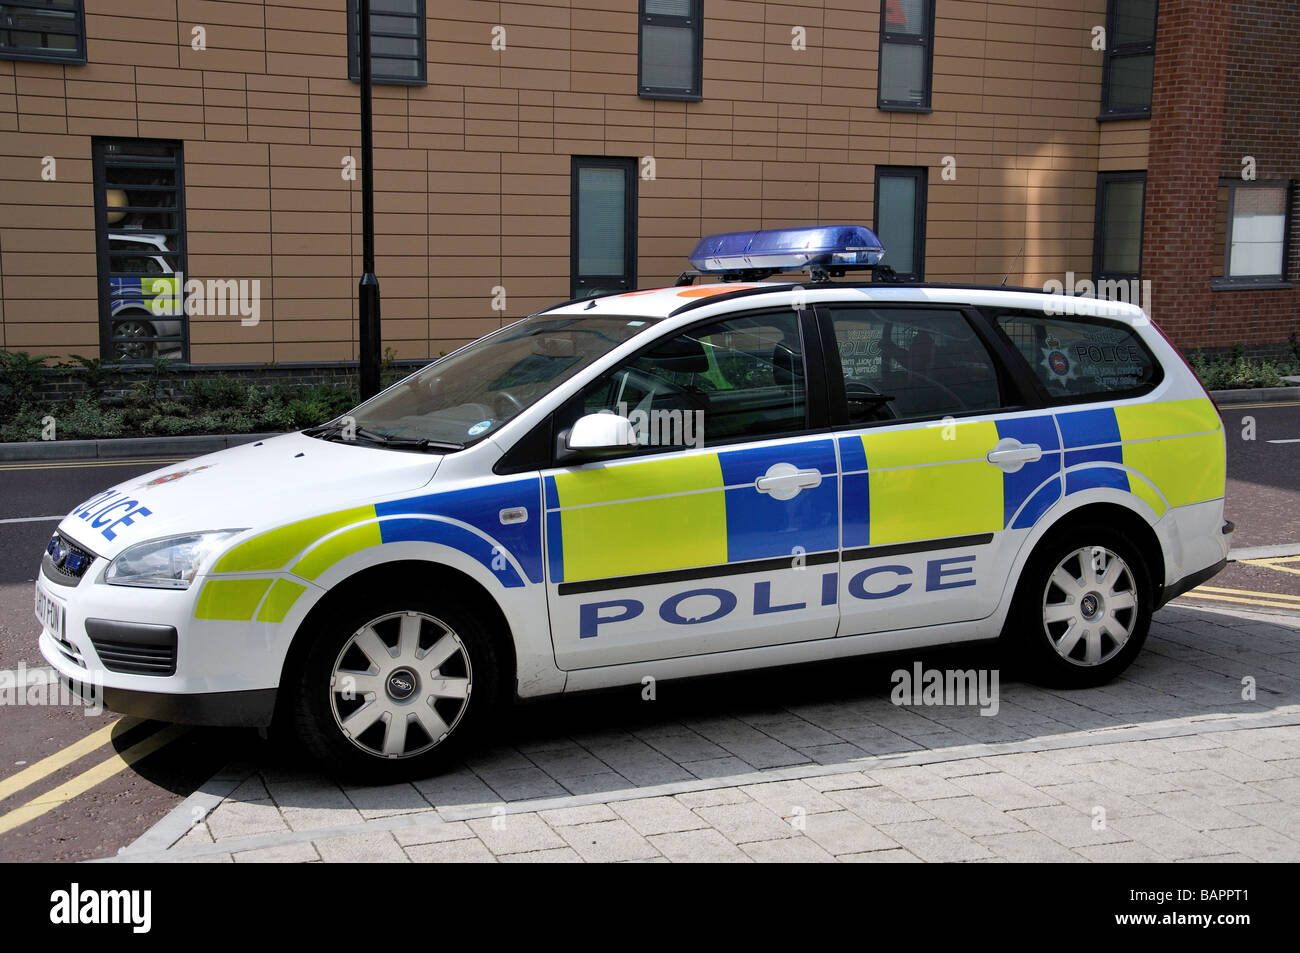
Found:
<box><xmin>994</xmin><ymin>312</ymin><xmax>1161</xmax><ymax>401</ymax></box>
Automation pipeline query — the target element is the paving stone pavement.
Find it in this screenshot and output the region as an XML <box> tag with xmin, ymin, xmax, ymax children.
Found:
<box><xmin>112</xmin><ymin>603</ymin><xmax>1300</xmax><ymax>863</ymax></box>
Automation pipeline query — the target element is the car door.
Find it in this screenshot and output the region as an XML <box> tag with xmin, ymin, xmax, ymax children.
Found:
<box><xmin>542</xmin><ymin>308</ymin><xmax>841</xmax><ymax>670</ymax></box>
<box><xmin>820</xmin><ymin>302</ymin><xmax>1061</xmax><ymax>637</ymax></box>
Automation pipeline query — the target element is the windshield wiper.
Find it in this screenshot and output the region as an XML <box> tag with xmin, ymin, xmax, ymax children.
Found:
<box><xmin>305</xmin><ymin>423</ymin><xmax>463</xmax><ymax>453</ymax></box>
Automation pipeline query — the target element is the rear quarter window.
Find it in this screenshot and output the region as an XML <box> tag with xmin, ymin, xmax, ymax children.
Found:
<box><xmin>993</xmin><ymin>311</ymin><xmax>1162</xmax><ymax>401</ymax></box>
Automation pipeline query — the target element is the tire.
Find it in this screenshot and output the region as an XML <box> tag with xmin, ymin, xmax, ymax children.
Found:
<box><xmin>1004</xmin><ymin>522</ymin><xmax>1153</xmax><ymax>688</ymax></box>
<box><xmin>112</xmin><ymin>316</ymin><xmax>157</xmax><ymax>360</ymax></box>
<box><xmin>287</xmin><ymin>590</ymin><xmax>506</xmax><ymax>782</ymax></box>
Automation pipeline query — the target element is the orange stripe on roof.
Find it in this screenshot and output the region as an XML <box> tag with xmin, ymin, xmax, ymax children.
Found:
<box><xmin>676</xmin><ymin>284</ymin><xmax>755</xmax><ymax>297</ymax></box>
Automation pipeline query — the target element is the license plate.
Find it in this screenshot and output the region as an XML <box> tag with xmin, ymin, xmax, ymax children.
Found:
<box><xmin>35</xmin><ymin>584</ymin><xmax>66</xmax><ymax>640</ymax></box>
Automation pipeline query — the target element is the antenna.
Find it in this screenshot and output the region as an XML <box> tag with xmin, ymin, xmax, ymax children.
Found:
<box><xmin>1000</xmin><ymin>246</ymin><xmax>1024</xmax><ymax>288</ymax></box>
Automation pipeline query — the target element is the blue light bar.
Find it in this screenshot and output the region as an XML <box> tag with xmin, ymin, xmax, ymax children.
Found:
<box><xmin>688</xmin><ymin>224</ymin><xmax>885</xmax><ymax>274</ymax></box>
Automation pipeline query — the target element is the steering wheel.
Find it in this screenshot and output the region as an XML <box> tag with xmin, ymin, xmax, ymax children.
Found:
<box><xmin>493</xmin><ymin>390</ymin><xmax>526</xmax><ymax>419</ymax></box>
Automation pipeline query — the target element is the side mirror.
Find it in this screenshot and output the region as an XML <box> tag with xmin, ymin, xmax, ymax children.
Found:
<box><xmin>562</xmin><ymin>412</ymin><xmax>638</xmax><ymax>456</ymax></box>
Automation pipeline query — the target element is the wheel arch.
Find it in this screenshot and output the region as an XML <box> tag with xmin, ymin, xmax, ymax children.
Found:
<box><xmin>1006</xmin><ymin>500</ymin><xmax>1166</xmax><ymax>614</ymax></box>
<box><xmin>274</xmin><ymin>559</ymin><xmax>518</xmax><ymax>718</ymax></box>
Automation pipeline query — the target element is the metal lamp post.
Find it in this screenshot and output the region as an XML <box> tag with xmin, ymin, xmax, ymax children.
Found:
<box><xmin>357</xmin><ymin>0</ymin><xmax>382</xmax><ymax>400</ymax></box>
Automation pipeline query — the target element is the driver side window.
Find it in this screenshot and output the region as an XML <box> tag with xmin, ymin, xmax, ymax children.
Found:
<box><xmin>581</xmin><ymin>310</ymin><xmax>808</xmax><ymax>448</ymax></box>
<box><xmin>827</xmin><ymin>307</ymin><xmax>1002</xmax><ymax>423</ymax></box>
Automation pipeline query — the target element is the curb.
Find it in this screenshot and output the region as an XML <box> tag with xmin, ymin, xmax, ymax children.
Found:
<box><xmin>1228</xmin><ymin>543</ymin><xmax>1300</xmax><ymax>561</ymax></box>
<box><xmin>0</xmin><ymin>432</ymin><xmax>282</xmax><ymax>463</ymax></box>
<box><xmin>1208</xmin><ymin>386</ymin><xmax>1300</xmax><ymax>405</ymax></box>
<box><xmin>116</xmin><ymin>762</ymin><xmax>258</xmax><ymax>858</ymax></box>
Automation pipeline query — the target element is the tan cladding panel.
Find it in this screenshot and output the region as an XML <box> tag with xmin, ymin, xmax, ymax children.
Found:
<box><xmin>2</xmin><ymin>1</ymin><xmax>1126</xmax><ymax>360</ymax></box>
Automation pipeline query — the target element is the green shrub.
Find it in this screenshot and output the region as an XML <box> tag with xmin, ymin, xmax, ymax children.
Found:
<box><xmin>0</xmin><ymin>351</ymin><xmax>53</xmax><ymax>418</ymax></box>
<box><xmin>1189</xmin><ymin>346</ymin><xmax>1299</xmax><ymax>390</ymax></box>
<box><xmin>56</xmin><ymin>399</ymin><xmax>127</xmax><ymax>440</ymax></box>
<box><xmin>1</xmin><ymin>355</ymin><xmax>370</xmax><ymax>442</ymax></box>
<box><xmin>0</xmin><ymin>406</ymin><xmax>50</xmax><ymax>443</ymax></box>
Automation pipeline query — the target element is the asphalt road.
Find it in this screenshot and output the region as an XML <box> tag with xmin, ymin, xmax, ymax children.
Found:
<box><xmin>0</xmin><ymin>400</ymin><xmax>1297</xmax><ymax>861</ymax></box>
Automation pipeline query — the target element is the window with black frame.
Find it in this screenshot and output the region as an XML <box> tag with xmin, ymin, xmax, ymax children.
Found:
<box><xmin>347</xmin><ymin>0</ymin><xmax>426</xmax><ymax>86</ymax></box>
<box><xmin>638</xmin><ymin>0</ymin><xmax>702</xmax><ymax>100</ymax></box>
<box><xmin>827</xmin><ymin>307</ymin><xmax>1003</xmax><ymax>423</ymax></box>
<box><xmin>874</xmin><ymin>166</ymin><xmax>927</xmax><ymax>281</ymax></box>
<box><xmin>1212</xmin><ymin>180</ymin><xmax>1294</xmax><ymax>288</ymax></box>
<box><xmin>92</xmin><ymin>139</ymin><xmax>188</xmax><ymax>363</ymax></box>
<box><xmin>1093</xmin><ymin>171</ymin><xmax>1145</xmax><ymax>288</ymax></box>
<box><xmin>1101</xmin><ymin>0</ymin><xmax>1157</xmax><ymax>118</ymax></box>
<box><xmin>571</xmin><ymin>157</ymin><xmax>637</xmax><ymax>299</ymax></box>
<box><xmin>878</xmin><ymin>0</ymin><xmax>934</xmax><ymax>111</ymax></box>
<box><xmin>0</xmin><ymin>0</ymin><xmax>85</xmax><ymax>64</ymax></box>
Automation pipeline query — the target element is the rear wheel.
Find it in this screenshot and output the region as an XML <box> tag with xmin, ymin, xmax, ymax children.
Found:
<box><xmin>288</xmin><ymin>592</ymin><xmax>505</xmax><ymax>781</ymax></box>
<box><xmin>1005</xmin><ymin>524</ymin><xmax>1153</xmax><ymax>687</ymax></box>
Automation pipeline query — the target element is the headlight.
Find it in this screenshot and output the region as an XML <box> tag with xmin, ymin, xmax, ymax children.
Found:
<box><xmin>104</xmin><ymin>530</ymin><xmax>246</xmax><ymax>590</ymax></box>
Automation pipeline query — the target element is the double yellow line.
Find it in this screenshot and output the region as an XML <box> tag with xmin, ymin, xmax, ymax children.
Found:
<box><xmin>1179</xmin><ymin>583</ymin><xmax>1300</xmax><ymax>611</ymax></box>
<box><xmin>0</xmin><ymin>457</ymin><xmax>183</xmax><ymax>472</ymax></box>
<box><xmin>0</xmin><ymin>717</ymin><xmax>188</xmax><ymax>837</ymax></box>
<box><xmin>1240</xmin><ymin>555</ymin><xmax>1300</xmax><ymax>577</ymax></box>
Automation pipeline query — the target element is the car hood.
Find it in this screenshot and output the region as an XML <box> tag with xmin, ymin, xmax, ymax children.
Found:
<box><xmin>57</xmin><ymin>432</ymin><xmax>442</xmax><ymax>559</ymax></box>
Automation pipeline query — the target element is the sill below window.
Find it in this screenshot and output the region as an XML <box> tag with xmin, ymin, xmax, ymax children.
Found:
<box><xmin>1096</xmin><ymin>110</ymin><xmax>1151</xmax><ymax>122</ymax></box>
<box><xmin>348</xmin><ymin>75</ymin><xmax>427</xmax><ymax>87</ymax></box>
<box><xmin>878</xmin><ymin>103</ymin><xmax>933</xmax><ymax>114</ymax></box>
<box><xmin>0</xmin><ymin>50</ymin><xmax>86</xmax><ymax>66</ymax></box>
<box><xmin>1210</xmin><ymin>279</ymin><xmax>1294</xmax><ymax>291</ymax></box>
<box><xmin>638</xmin><ymin>89</ymin><xmax>703</xmax><ymax>102</ymax></box>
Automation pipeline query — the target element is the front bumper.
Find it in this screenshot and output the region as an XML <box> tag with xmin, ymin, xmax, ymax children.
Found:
<box><xmin>57</xmin><ymin>669</ymin><xmax>278</xmax><ymax>727</ymax></box>
<box><xmin>35</xmin><ymin>534</ymin><xmax>309</xmax><ymax>728</ymax></box>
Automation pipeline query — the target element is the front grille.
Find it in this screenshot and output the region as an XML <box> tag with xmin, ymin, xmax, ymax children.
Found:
<box><xmin>43</xmin><ymin>531</ymin><xmax>96</xmax><ymax>586</ymax></box>
<box><xmin>85</xmin><ymin>619</ymin><xmax>177</xmax><ymax>676</ymax></box>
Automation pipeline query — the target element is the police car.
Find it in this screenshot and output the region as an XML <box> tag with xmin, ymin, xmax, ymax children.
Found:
<box><xmin>106</xmin><ymin>233</ymin><xmax>183</xmax><ymax>361</ymax></box>
<box><xmin>37</xmin><ymin>226</ymin><xmax>1231</xmax><ymax>780</ymax></box>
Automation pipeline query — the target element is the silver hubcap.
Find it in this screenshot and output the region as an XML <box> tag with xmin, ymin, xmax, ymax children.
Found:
<box><xmin>329</xmin><ymin>611</ymin><xmax>472</xmax><ymax>759</ymax></box>
<box><xmin>1041</xmin><ymin>546</ymin><xmax>1138</xmax><ymax>667</ymax></box>
<box><xmin>114</xmin><ymin>321</ymin><xmax>153</xmax><ymax>359</ymax></box>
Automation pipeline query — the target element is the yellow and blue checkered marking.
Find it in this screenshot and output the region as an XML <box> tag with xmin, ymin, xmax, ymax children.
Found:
<box><xmin>545</xmin><ymin>440</ymin><xmax>838</xmax><ymax>584</ymax></box>
<box><xmin>196</xmin><ymin>480</ymin><xmax>543</xmax><ymax>620</ymax></box>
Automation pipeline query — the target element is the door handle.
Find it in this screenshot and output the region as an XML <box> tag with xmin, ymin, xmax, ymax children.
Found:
<box><xmin>755</xmin><ymin>463</ymin><xmax>823</xmax><ymax>501</ymax></box>
<box><xmin>986</xmin><ymin>438</ymin><xmax>1042</xmax><ymax>472</ymax></box>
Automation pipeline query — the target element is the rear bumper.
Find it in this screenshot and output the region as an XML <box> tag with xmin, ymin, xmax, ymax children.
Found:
<box><xmin>58</xmin><ymin>670</ymin><xmax>277</xmax><ymax>728</ymax></box>
<box><xmin>1157</xmin><ymin>556</ymin><xmax>1228</xmax><ymax>608</ymax></box>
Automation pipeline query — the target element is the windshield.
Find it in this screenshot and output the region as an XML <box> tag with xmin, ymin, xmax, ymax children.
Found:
<box><xmin>329</xmin><ymin>314</ymin><xmax>658</xmax><ymax>448</ymax></box>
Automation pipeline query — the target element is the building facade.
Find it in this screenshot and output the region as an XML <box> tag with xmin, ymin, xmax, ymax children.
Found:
<box><xmin>0</xmin><ymin>0</ymin><xmax>1294</xmax><ymax>368</ymax></box>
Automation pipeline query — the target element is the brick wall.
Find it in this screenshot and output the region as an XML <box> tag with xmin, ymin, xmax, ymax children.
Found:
<box><xmin>1</xmin><ymin>0</ymin><xmax>1140</xmax><ymax>366</ymax></box>
<box><xmin>1145</xmin><ymin>0</ymin><xmax>1300</xmax><ymax>350</ymax></box>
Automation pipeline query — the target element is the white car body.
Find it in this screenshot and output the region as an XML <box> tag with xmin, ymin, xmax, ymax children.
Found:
<box><xmin>36</xmin><ymin>281</ymin><xmax>1230</xmax><ymax>738</ymax></box>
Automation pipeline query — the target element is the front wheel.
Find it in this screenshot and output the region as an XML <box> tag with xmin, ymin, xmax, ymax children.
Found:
<box><xmin>288</xmin><ymin>593</ymin><xmax>505</xmax><ymax>781</ymax></box>
<box><xmin>1004</xmin><ymin>524</ymin><xmax>1153</xmax><ymax>688</ymax></box>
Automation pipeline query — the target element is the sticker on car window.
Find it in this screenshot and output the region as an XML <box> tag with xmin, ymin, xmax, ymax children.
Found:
<box><xmin>467</xmin><ymin>420</ymin><xmax>492</xmax><ymax>436</ymax></box>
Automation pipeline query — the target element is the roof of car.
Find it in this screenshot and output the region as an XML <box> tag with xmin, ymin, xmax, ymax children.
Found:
<box><xmin>537</xmin><ymin>281</ymin><xmax>1149</xmax><ymax>326</ymax></box>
